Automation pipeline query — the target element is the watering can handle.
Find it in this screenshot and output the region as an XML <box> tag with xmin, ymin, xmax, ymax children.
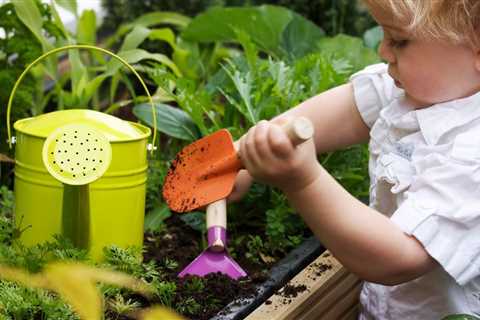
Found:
<box><xmin>6</xmin><ymin>44</ymin><xmax>157</xmax><ymax>153</ymax></box>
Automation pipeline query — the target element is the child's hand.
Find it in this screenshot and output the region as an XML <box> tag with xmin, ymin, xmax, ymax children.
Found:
<box><xmin>227</xmin><ymin>170</ymin><xmax>253</xmax><ymax>203</ymax></box>
<box><xmin>238</xmin><ymin>119</ymin><xmax>321</xmax><ymax>194</ymax></box>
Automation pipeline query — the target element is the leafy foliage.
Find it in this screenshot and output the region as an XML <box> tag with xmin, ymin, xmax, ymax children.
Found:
<box><xmin>0</xmin><ymin>2</ymin><xmax>381</xmax><ymax>318</ymax></box>
<box><xmin>181</xmin><ymin>5</ymin><xmax>325</xmax><ymax>60</ymax></box>
<box><xmin>100</xmin><ymin>0</ymin><xmax>376</xmax><ymax>37</ymax></box>
<box><xmin>133</xmin><ymin>23</ymin><xmax>378</xmax><ymax>259</ymax></box>
<box><xmin>0</xmin><ymin>1</ymin><xmax>60</xmax><ymax>155</ymax></box>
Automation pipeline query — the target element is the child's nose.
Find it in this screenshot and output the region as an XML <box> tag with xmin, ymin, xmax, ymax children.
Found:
<box><xmin>378</xmin><ymin>39</ymin><xmax>396</xmax><ymax>63</ymax></box>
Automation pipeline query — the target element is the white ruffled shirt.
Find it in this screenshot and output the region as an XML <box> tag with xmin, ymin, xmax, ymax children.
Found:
<box><xmin>350</xmin><ymin>63</ymin><xmax>480</xmax><ymax>320</ymax></box>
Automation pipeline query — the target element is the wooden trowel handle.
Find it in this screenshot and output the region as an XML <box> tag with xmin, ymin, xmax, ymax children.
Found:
<box><xmin>206</xmin><ymin>198</ymin><xmax>227</xmax><ymax>251</ymax></box>
<box><xmin>281</xmin><ymin>116</ymin><xmax>315</xmax><ymax>146</ymax></box>
<box><xmin>207</xmin><ymin>199</ymin><xmax>227</xmax><ymax>229</ymax></box>
<box><xmin>233</xmin><ymin>116</ymin><xmax>314</xmax><ymax>151</ymax></box>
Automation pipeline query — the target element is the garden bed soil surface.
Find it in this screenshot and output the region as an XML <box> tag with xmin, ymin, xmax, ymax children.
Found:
<box><xmin>141</xmin><ymin>214</ymin><xmax>272</xmax><ymax>320</ymax></box>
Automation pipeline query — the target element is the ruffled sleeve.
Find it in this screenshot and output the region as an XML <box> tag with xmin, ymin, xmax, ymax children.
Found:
<box><xmin>391</xmin><ymin>151</ymin><xmax>480</xmax><ymax>285</ymax></box>
<box><xmin>349</xmin><ymin>63</ymin><xmax>398</xmax><ymax>128</ymax></box>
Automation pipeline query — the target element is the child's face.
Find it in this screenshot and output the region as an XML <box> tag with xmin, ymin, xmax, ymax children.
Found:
<box><xmin>370</xmin><ymin>7</ymin><xmax>480</xmax><ymax>108</ymax></box>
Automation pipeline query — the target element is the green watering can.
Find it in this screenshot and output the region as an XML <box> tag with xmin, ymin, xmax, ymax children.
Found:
<box><xmin>6</xmin><ymin>45</ymin><xmax>157</xmax><ymax>260</ymax></box>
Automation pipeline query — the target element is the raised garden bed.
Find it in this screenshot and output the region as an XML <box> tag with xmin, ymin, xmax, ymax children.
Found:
<box><xmin>141</xmin><ymin>214</ymin><xmax>324</xmax><ymax>320</ymax></box>
<box><xmin>143</xmin><ymin>213</ymin><xmax>361</xmax><ymax>320</ymax></box>
<box><xmin>246</xmin><ymin>250</ymin><xmax>361</xmax><ymax>320</ymax></box>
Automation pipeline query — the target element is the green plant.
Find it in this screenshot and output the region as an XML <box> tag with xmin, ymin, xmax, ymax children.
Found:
<box><xmin>245</xmin><ymin>235</ymin><xmax>266</xmax><ymax>265</ymax></box>
<box><xmin>0</xmin><ymin>186</ymin><xmax>14</xmax><ymax>217</ymax></box>
<box><xmin>264</xmin><ymin>191</ymin><xmax>305</xmax><ymax>253</ymax></box>
<box><xmin>320</xmin><ymin>144</ymin><xmax>370</xmax><ymax>199</ymax></box>
<box><xmin>102</xmin><ymin>246</ymin><xmax>153</xmax><ymax>279</ymax></box>
<box><xmin>100</xmin><ymin>0</ymin><xmax>376</xmax><ymax>37</ymax></box>
<box><xmin>182</xmin><ymin>277</ymin><xmax>205</xmax><ymax>293</ymax></box>
<box><xmin>175</xmin><ymin>297</ymin><xmax>202</xmax><ymax>316</ymax></box>
<box><xmin>151</xmin><ymin>279</ymin><xmax>177</xmax><ymax>307</ymax></box>
<box><xmin>0</xmin><ymin>281</ymin><xmax>78</xmax><ymax>320</ymax></box>
<box><xmin>144</xmin><ymin>160</ymin><xmax>172</xmax><ymax>233</ymax></box>
<box><xmin>0</xmin><ymin>261</ymin><xmax>153</xmax><ymax>320</ymax></box>
<box><xmin>0</xmin><ymin>0</ymin><xmax>63</xmax><ymax>156</ymax></box>
<box><xmin>181</xmin><ymin>5</ymin><xmax>325</xmax><ymax>61</ymax></box>
<box><xmin>162</xmin><ymin>258</ymin><xmax>179</xmax><ymax>271</ymax></box>
<box><xmin>107</xmin><ymin>293</ymin><xmax>142</xmax><ymax>318</ymax></box>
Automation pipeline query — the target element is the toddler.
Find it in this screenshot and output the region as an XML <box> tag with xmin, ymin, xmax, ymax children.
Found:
<box><xmin>229</xmin><ymin>1</ymin><xmax>480</xmax><ymax>318</ymax></box>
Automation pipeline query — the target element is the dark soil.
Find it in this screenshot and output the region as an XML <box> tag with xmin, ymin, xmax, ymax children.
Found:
<box><xmin>305</xmin><ymin>261</ymin><xmax>333</xmax><ymax>282</ymax></box>
<box><xmin>139</xmin><ymin>214</ymin><xmax>273</xmax><ymax>320</ymax></box>
<box><xmin>281</xmin><ymin>283</ymin><xmax>308</xmax><ymax>298</ymax></box>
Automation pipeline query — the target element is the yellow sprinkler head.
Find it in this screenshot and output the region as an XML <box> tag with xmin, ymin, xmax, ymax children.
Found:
<box><xmin>42</xmin><ymin>123</ymin><xmax>112</xmax><ymax>185</ymax></box>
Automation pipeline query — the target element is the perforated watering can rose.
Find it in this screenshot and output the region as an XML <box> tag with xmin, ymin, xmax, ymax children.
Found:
<box><xmin>42</xmin><ymin>123</ymin><xmax>112</xmax><ymax>185</ymax></box>
<box><xmin>6</xmin><ymin>45</ymin><xmax>158</xmax><ymax>260</ymax></box>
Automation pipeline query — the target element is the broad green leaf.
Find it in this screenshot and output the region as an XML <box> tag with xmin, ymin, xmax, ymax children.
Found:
<box><xmin>60</xmin><ymin>89</ymin><xmax>75</xmax><ymax>107</ymax></box>
<box><xmin>128</xmin><ymin>11</ymin><xmax>190</xmax><ymax>30</ymax></box>
<box><xmin>106</xmin><ymin>12</ymin><xmax>190</xmax><ymax>48</ymax></box>
<box><xmin>280</xmin><ymin>13</ymin><xmax>325</xmax><ymax>60</ymax></box>
<box><xmin>120</xmin><ymin>26</ymin><xmax>152</xmax><ymax>52</ymax></box>
<box><xmin>80</xmin><ymin>74</ymin><xmax>108</xmax><ymax>107</ymax></box>
<box><xmin>172</xmin><ymin>40</ymin><xmax>202</xmax><ymax>80</ymax></box>
<box><xmin>317</xmin><ymin>34</ymin><xmax>380</xmax><ymax>72</ymax></box>
<box><xmin>149</xmin><ymin>28</ymin><xmax>177</xmax><ymax>49</ymax></box>
<box><xmin>105</xmin><ymin>26</ymin><xmax>153</xmax><ymax>76</ymax></box>
<box><xmin>182</xmin><ymin>5</ymin><xmax>323</xmax><ymax>59</ymax></box>
<box><xmin>153</xmin><ymin>83</ymin><xmax>176</xmax><ymax>103</ymax></box>
<box><xmin>54</xmin><ymin>0</ymin><xmax>78</xmax><ymax>17</ymax></box>
<box><xmin>144</xmin><ymin>204</ymin><xmax>172</xmax><ymax>232</ymax></box>
<box><xmin>77</xmin><ymin>9</ymin><xmax>96</xmax><ymax>45</ymax></box>
<box><xmin>363</xmin><ymin>26</ymin><xmax>383</xmax><ymax>50</ymax></box>
<box><xmin>133</xmin><ymin>103</ymin><xmax>200</xmax><ymax>141</ymax></box>
<box><xmin>13</xmin><ymin>0</ymin><xmax>54</xmax><ymax>51</ymax></box>
<box><xmin>50</xmin><ymin>1</ymin><xmax>70</xmax><ymax>41</ymax></box>
<box><xmin>110</xmin><ymin>72</ymin><xmax>122</xmax><ymax>103</ymax></box>
<box><xmin>107</xmin><ymin>49</ymin><xmax>181</xmax><ymax>77</ymax></box>
<box><xmin>69</xmin><ymin>49</ymin><xmax>88</xmax><ymax>106</ymax></box>
<box><xmin>182</xmin><ymin>6</ymin><xmax>289</xmax><ymax>54</ymax></box>
<box><xmin>76</xmin><ymin>72</ymin><xmax>89</xmax><ymax>105</ymax></box>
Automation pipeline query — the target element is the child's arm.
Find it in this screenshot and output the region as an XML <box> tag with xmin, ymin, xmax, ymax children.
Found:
<box><xmin>284</xmin><ymin>165</ymin><xmax>437</xmax><ymax>285</ymax></box>
<box><xmin>237</xmin><ymin>83</ymin><xmax>438</xmax><ymax>285</ymax></box>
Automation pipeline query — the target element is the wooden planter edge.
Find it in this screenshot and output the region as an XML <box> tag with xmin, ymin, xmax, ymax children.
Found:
<box><xmin>245</xmin><ymin>250</ymin><xmax>362</xmax><ymax>320</ymax></box>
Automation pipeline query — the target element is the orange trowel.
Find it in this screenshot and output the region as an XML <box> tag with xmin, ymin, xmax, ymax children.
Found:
<box><xmin>162</xmin><ymin>117</ymin><xmax>314</xmax><ymax>213</ymax></box>
<box><xmin>162</xmin><ymin>117</ymin><xmax>314</xmax><ymax>279</ymax></box>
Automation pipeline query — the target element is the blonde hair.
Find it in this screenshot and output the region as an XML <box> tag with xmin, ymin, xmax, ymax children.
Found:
<box><xmin>362</xmin><ymin>0</ymin><xmax>480</xmax><ymax>47</ymax></box>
